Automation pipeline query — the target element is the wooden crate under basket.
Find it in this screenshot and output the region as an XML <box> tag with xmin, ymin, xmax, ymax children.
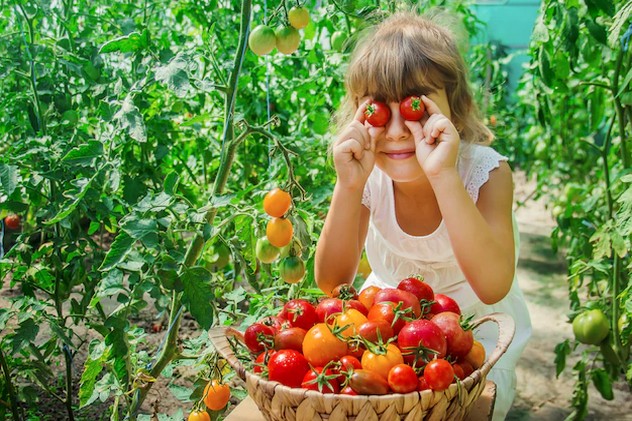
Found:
<box><xmin>209</xmin><ymin>312</ymin><xmax>515</xmax><ymax>421</ymax></box>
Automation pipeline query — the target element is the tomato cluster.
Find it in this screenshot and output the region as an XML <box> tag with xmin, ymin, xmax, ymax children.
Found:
<box><xmin>248</xmin><ymin>7</ymin><xmax>310</xmax><ymax>56</ymax></box>
<box><xmin>242</xmin><ymin>278</ymin><xmax>486</xmax><ymax>395</ymax></box>
<box><xmin>365</xmin><ymin>95</ymin><xmax>426</xmax><ymax>127</ymax></box>
<box><xmin>187</xmin><ymin>380</ymin><xmax>231</xmax><ymax>421</ymax></box>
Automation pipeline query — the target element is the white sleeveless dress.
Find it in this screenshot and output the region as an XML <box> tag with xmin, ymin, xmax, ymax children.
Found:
<box><xmin>361</xmin><ymin>142</ymin><xmax>532</xmax><ymax>421</ymax></box>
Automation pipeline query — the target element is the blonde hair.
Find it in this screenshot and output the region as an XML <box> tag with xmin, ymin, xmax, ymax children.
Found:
<box><xmin>335</xmin><ymin>11</ymin><xmax>492</xmax><ymax>144</ymax></box>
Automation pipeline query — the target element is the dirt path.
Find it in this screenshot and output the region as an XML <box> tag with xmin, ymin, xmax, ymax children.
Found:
<box><xmin>510</xmin><ymin>172</ymin><xmax>632</xmax><ymax>421</ymax></box>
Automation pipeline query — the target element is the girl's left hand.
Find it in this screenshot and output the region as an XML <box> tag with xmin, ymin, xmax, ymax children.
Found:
<box><xmin>405</xmin><ymin>95</ymin><xmax>460</xmax><ymax>178</ymax></box>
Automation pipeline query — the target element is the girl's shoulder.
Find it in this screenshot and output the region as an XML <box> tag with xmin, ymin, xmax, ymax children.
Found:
<box><xmin>458</xmin><ymin>142</ymin><xmax>509</xmax><ymax>202</ymax></box>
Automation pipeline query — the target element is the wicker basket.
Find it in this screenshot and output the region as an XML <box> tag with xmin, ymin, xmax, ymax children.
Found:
<box><xmin>209</xmin><ymin>312</ymin><xmax>515</xmax><ymax>421</ymax></box>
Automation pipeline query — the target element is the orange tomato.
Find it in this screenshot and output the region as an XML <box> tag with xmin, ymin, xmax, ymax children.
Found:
<box><xmin>203</xmin><ymin>380</ymin><xmax>230</xmax><ymax>411</ymax></box>
<box><xmin>463</xmin><ymin>340</ymin><xmax>486</xmax><ymax>370</ymax></box>
<box><xmin>266</xmin><ymin>217</ymin><xmax>293</xmax><ymax>247</ymax></box>
<box><xmin>361</xmin><ymin>343</ymin><xmax>404</xmax><ymax>381</ymax></box>
<box><xmin>188</xmin><ymin>409</ymin><xmax>210</xmax><ymax>421</ymax></box>
<box><xmin>358</xmin><ymin>286</ymin><xmax>381</xmax><ymax>314</ymax></box>
<box><xmin>303</xmin><ymin>323</ymin><xmax>348</xmax><ymax>367</ymax></box>
<box><xmin>263</xmin><ymin>188</ymin><xmax>292</xmax><ymax>217</ymax></box>
<box><xmin>333</xmin><ymin>308</ymin><xmax>368</xmax><ymax>338</ymax></box>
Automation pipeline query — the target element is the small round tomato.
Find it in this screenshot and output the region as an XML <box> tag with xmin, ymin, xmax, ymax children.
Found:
<box><xmin>315</xmin><ymin>298</ymin><xmax>344</xmax><ymax>323</ymax></box>
<box><xmin>387</xmin><ymin>363</ymin><xmax>418</xmax><ymax>394</ymax></box>
<box><xmin>417</xmin><ymin>376</ymin><xmax>430</xmax><ymax>391</ymax></box>
<box><xmin>279</xmin><ymin>256</ymin><xmax>306</xmax><ymax>284</ymax></box>
<box><xmin>268</xmin><ymin>349</ymin><xmax>310</xmax><ymax>388</ymax></box>
<box><xmin>397</xmin><ymin>319</ymin><xmax>447</xmax><ymax>365</ymax></box>
<box><xmin>361</xmin><ymin>343</ymin><xmax>404</xmax><ymax>381</ymax></box>
<box><xmin>4</xmin><ymin>214</ymin><xmax>20</xmax><ymax>230</ymax></box>
<box><xmin>266</xmin><ymin>217</ymin><xmax>293</xmax><ymax>248</ymax></box>
<box><xmin>340</xmin><ymin>385</ymin><xmax>358</xmax><ymax>395</ymax></box>
<box><xmin>244</xmin><ymin>323</ymin><xmax>275</xmax><ymax>354</ymax></box>
<box><xmin>288</xmin><ymin>6</ymin><xmax>310</xmax><ymax>29</ymax></box>
<box><xmin>572</xmin><ymin>309</ymin><xmax>610</xmax><ymax>345</ymax></box>
<box><xmin>303</xmin><ymin>323</ymin><xmax>348</xmax><ymax>367</ymax></box>
<box><xmin>358</xmin><ymin>286</ymin><xmax>381</xmax><ymax>312</ymax></box>
<box><xmin>275</xmin><ymin>26</ymin><xmax>300</xmax><ymax>55</ymax></box>
<box><xmin>263</xmin><ymin>188</ymin><xmax>292</xmax><ymax>218</ymax></box>
<box><xmin>424</xmin><ymin>359</ymin><xmax>454</xmax><ymax>391</ymax></box>
<box><xmin>274</xmin><ymin>327</ymin><xmax>306</xmax><ymax>352</ymax></box>
<box><xmin>357</xmin><ymin>319</ymin><xmax>394</xmax><ymax>343</ymax></box>
<box><xmin>188</xmin><ymin>409</ymin><xmax>210</xmax><ymax>421</ymax></box>
<box><xmin>203</xmin><ymin>380</ymin><xmax>230</xmax><ymax>411</ymax></box>
<box><xmin>367</xmin><ymin>301</ymin><xmax>407</xmax><ymax>334</ymax></box>
<box><xmin>463</xmin><ymin>339</ymin><xmax>485</xmax><ymax>370</ymax></box>
<box><xmin>334</xmin><ymin>308</ymin><xmax>368</xmax><ymax>338</ymax></box>
<box><xmin>248</xmin><ymin>24</ymin><xmax>276</xmax><ymax>56</ymax></box>
<box><xmin>280</xmin><ymin>299</ymin><xmax>317</xmax><ymax>331</ymax></box>
<box><xmin>431</xmin><ymin>311</ymin><xmax>474</xmax><ymax>358</ymax></box>
<box><xmin>256</xmin><ymin>237</ymin><xmax>280</xmax><ymax>263</ymax></box>
<box><xmin>374</xmin><ymin>288</ymin><xmax>422</xmax><ymax>319</ymax></box>
<box><xmin>364</xmin><ymin>100</ymin><xmax>391</xmax><ymax>127</ymax></box>
<box><xmin>430</xmin><ymin>294</ymin><xmax>461</xmax><ymax>315</ymax></box>
<box><xmin>301</xmin><ymin>366</ymin><xmax>340</xmax><ymax>393</ymax></box>
<box><xmin>397</xmin><ymin>276</ymin><xmax>434</xmax><ymax>303</ymax></box>
<box><xmin>254</xmin><ymin>349</ymin><xmax>276</xmax><ymax>374</ymax></box>
<box><xmin>399</xmin><ymin>95</ymin><xmax>425</xmax><ymax>121</ymax></box>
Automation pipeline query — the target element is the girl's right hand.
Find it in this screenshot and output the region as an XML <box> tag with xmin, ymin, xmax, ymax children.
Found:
<box><xmin>332</xmin><ymin>101</ymin><xmax>382</xmax><ymax>190</ymax></box>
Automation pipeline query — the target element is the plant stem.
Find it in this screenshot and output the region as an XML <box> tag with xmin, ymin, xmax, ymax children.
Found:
<box><xmin>612</xmin><ymin>48</ymin><xmax>630</xmax><ymax>168</ymax></box>
<box><xmin>0</xmin><ymin>345</ymin><xmax>21</xmax><ymax>421</ymax></box>
<box><xmin>63</xmin><ymin>345</ymin><xmax>75</xmax><ymax>421</ymax></box>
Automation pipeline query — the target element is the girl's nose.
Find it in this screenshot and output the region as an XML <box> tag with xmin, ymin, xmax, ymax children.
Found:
<box><xmin>384</xmin><ymin>102</ymin><xmax>410</xmax><ymax>142</ymax></box>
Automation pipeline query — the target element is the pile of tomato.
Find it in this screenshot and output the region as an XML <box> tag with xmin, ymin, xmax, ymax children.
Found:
<box><xmin>242</xmin><ymin>277</ymin><xmax>486</xmax><ymax>396</ymax></box>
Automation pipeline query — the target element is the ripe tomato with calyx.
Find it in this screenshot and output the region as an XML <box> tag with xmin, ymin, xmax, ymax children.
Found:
<box><xmin>288</xmin><ymin>6</ymin><xmax>310</xmax><ymax>29</ymax></box>
<box><xmin>249</xmin><ymin>24</ymin><xmax>276</xmax><ymax>56</ymax></box>
<box><xmin>303</xmin><ymin>322</ymin><xmax>349</xmax><ymax>366</ymax></box>
<box><xmin>374</xmin><ymin>288</ymin><xmax>422</xmax><ymax>319</ymax></box>
<box><xmin>4</xmin><ymin>214</ymin><xmax>20</xmax><ymax>230</ymax></box>
<box><xmin>357</xmin><ymin>319</ymin><xmax>394</xmax><ymax>343</ymax></box>
<box><xmin>397</xmin><ymin>319</ymin><xmax>447</xmax><ymax>365</ymax></box>
<box><xmin>254</xmin><ymin>349</ymin><xmax>276</xmax><ymax>374</ymax></box>
<box><xmin>244</xmin><ymin>322</ymin><xmax>275</xmax><ymax>354</ymax></box>
<box><xmin>301</xmin><ymin>366</ymin><xmax>341</xmax><ymax>393</ymax></box>
<box><xmin>279</xmin><ymin>299</ymin><xmax>317</xmax><ymax>331</ymax></box>
<box><xmin>424</xmin><ymin>359</ymin><xmax>454</xmax><ymax>391</ymax></box>
<box><xmin>364</xmin><ymin>100</ymin><xmax>391</xmax><ymax>127</ymax></box>
<box><xmin>397</xmin><ymin>276</ymin><xmax>434</xmax><ymax>303</ymax></box>
<box><xmin>266</xmin><ymin>217</ymin><xmax>293</xmax><ymax>248</ymax></box>
<box><xmin>203</xmin><ymin>380</ymin><xmax>230</xmax><ymax>411</ymax></box>
<box><xmin>367</xmin><ymin>301</ymin><xmax>407</xmax><ymax>334</ymax></box>
<box><xmin>361</xmin><ymin>343</ymin><xmax>404</xmax><ymax>381</ymax></box>
<box><xmin>431</xmin><ymin>311</ymin><xmax>474</xmax><ymax>358</ymax></box>
<box><xmin>263</xmin><ymin>188</ymin><xmax>292</xmax><ymax>217</ymax></box>
<box><xmin>430</xmin><ymin>294</ymin><xmax>461</xmax><ymax>315</ymax></box>
<box><xmin>268</xmin><ymin>349</ymin><xmax>310</xmax><ymax>388</ymax></box>
<box><xmin>315</xmin><ymin>297</ymin><xmax>344</xmax><ymax>323</ymax></box>
<box><xmin>399</xmin><ymin>95</ymin><xmax>425</xmax><ymax>121</ymax></box>
<box><xmin>333</xmin><ymin>308</ymin><xmax>368</xmax><ymax>338</ymax></box>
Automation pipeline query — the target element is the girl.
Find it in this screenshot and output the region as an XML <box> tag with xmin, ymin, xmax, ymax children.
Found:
<box><xmin>314</xmin><ymin>11</ymin><xmax>531</xmax><ymax>420</ymax></box>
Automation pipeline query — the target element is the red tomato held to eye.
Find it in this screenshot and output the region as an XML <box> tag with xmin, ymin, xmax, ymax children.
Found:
<box><xmin>268</xmin><ymin>349</ymin><xmax>310</xmax><ymax>388</ymax></box>
<box><xmin>387</xmin><ymin>363</ymin><xmax>419</xmax><ymax>394</ymax></box>
<box><xmin>431</xmin><ymin>311</ymin><xmax>473</xmax><ymax>358</ymax></box>
<box><xmin>397</xmin><ymin>319</ymin><xmax>447</xmax><ymax>365</ymax></box>
<box><xmin>244</xmin><ymin>323</ymin><xmax>275</xmax><ymax>354</ymax></box>
<box><xmin>430</xmin><ymin>294</ymin><xmax>461</xmax><ymax>315</ymax></box>
<box><xmin>280</xmin><ymin>299</ymin><xmax>318</xmax><ymax>331</ymax></box>
<box><xmin>4</xmin><ymin>214</ymin><xmax>20</xmax><ymax>230</ymax></box>
<box><xmin>365</xmin><ymin>100</ymin><xmax>391</xmax><ymax>127</ymax></box>
<box><xmin>424</xmin><ymin>359</ymin><xmax>455</xmax><ymax>391</ymax></box>
<box><xmin>399</xmin><ymin>95</ymin><xmax>425</xmax><ymax>121</ymax></box>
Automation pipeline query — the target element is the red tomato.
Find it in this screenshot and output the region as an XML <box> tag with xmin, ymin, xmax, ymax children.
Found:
<box><xmin>417</xmin><ymin>375</ymin><xmax>430</xmax><ymax>391</ymax></box>
<box><xmin>364</xmin><ymin>100</ymin><xmax>391</xmax><ymax>127</ymax></box>
<box><xmin>254</xmin><ymin>350</ymin><xmax>276</xmax><ymax>374</ymax></box>
<box><xmin>357</xmin><ymin>319</ymin><xmax>394</xmax><ymax>343</ymax></box>
<box><xmin>331</xmin><ymin>284</ymin><xmax>358</xmax><ymax>300</ymax></box>
<box><xmin>367</xmin><ymin>302</ymin><xmax>407</xmax><ymax>334</ymax></box>
<box><xmin>301</xmin><ymin>366</ymin><xmax>341</xmax><ymax>393</ymax></box>
<box><xmin>303</xmin><ymin>323</ymin><xmax>348</xmax><ymax>367</ymax></box>
<box><xmin>244</xmin><ymin>323</ymin><xmax>275</xmax><ymax>354</ymax></box>
<box><xmin>340</xmin><ymin>385</ymin><xmax>358</xmax><ymax>395</ymax></box>
<box><xmin>399</xmin><ymin>95</ymin><xmax>425</xmax><ymax>121</ymax></box>
<box><xmin>274</xmin><ymin>327</ymin><xmax>306</xmax><ymax>352</ymax></box>
<box><xmin>344</xmin><ymin>299</ymin><xmax>369</xmax><ymax>316</ymax></box>
<box><xmin>315</xmin><ymin>298</ymin><xmax>344</xmax><ymax>323</ymax></box>
<box><xmin>452</xmin><ymin>363</ymin><xmax>466</xmax><ymax>380</ymax></box>
<box><xmin>259</xmin><ymin>315</ymin><xmax>289</xmax><ymax>333</ymax></box>
<box><xmin>397</xmin><ymin>319</ymin><xmax>447</xmax><ymax>365</ymax></box>
<box><xmin>397</xmin><ymin>277</ymin><xmax>434</xmax><ymax>313</ymax></box>
<box><xmin>268</xmin><ymin>349</ymin><xmax>310</xmax><ymax>388</ymax></box>
<box><xmin>431</xmin><ymin>312</ymin><xmax>473</xmax><ymax>358</ymax></box>
<box><xmin>424</xmin><ymin>359</ymin><xmax>454</xmax><ymax>391</ymax></box>
<box><xmin>430</xmin><ymin>294</ymin><xmax>461</xmax><ymax>315</ymax></box>
<box><xmin>279</xmin><ymin>299</ymin><xmax>318</xmax><ymax>331</ymax></box>
<box><xmin>387</xmin><ymin>364</ymin><xmax>419</xmax><ymax>394</ymax></box>
<box><xmin>4</xmin><ymin>214</ymin><xmax>20</xmax><ymax>230</ymax></box>
<box><xmin>374</xmin><ymin>288</ymin><xmax>422</xmax><ymax>319</ymax></box>
<box><xmin>456</xmin><ymin>360</ymin><xmax>474</xmax><ymax>377</ymax></box>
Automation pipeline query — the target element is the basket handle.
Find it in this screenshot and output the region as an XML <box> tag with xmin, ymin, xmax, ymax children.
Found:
<box><xmin>209</xmin><ymin>327</ymin><xmax>248</xmax><ymax>381</ymax></box>
<box><xmin>470</xmin><ymin>312</ymin><xmax>516</xmax><ymax>377</ymax></box>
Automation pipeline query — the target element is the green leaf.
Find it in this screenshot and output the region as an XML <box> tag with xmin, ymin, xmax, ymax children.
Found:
<box><xmin>591</xmin><ymin>369</ymin><xmax>614</xmax><ymax>400</ymax></box>
<box><xmin>181</xmin><ymin>266</ymin><xmax>215</xmax><ymax>330</ymax></box>
<box><xmin>617</xmin><ymin>68</ymin><xmax>632</xmax><ymax>99</ymax></box>
<box><xmin>531</xmin><ymin>14</ymin><xmax>550</xmax><ymax>43</ymax></box>
<box><xmin>45</xmin><ymin>171</ymin><xmax>100</xmax><ymax>225</ymax></box>
<box><xmin>584</xmin><ymin>19</ymin><xmax>608</xmax><ymax>45</ymax></box>
<box><xmin>99</xmin><ymin>32</ymin><xmax>146</xmax><ymax>54</ymax></box>
<box><xmin>79</xmin><ymin>354</ymin><xmax>104</xmax><ymax>407</ymax></box>
<box><xmin>554</xmin><ymin>339</ymin><xmax>571</xmax><ymax>377</ymax></box>
<box><xmin>164</xmin><ymin>172</ymin><xmax>179</xmax><ymax>195</ymax></box>
<box><xmin>11</xmin><ymin>318</ymin><xmax>39</xmax><ymax>354</ymax></box>
<box><xmin>609</xmin><ymin>2</ymin><xmax>632</xmax><ymax>46</ymax></box>
<box><xmin>154</xmin><ymin>53</ymin><xmax>191</xmax><ymax>98</ymax></box>
<box><xmin>584</xmin><ymin>0</ymin><xmax>615</xmax><ymax>17</ymax></box>
<box><xmin>167</xmin><ymin>384</ymin><xmax>193</xmax><ymax>402</ymax></box>
<box><xmin>61</xmin><ymin>141</ymin><xmax>104</xmax><ymax>166</ymax></box>
<box><xmin>114</xmin><ymin>97</ymin><xmax>147</xmax><ymax>143</ymax></box>
<box><xmin>99</xmin><ymin>231</ymin><xmax>135</xmax><ymax>271</ymax></box>
<box><xmin>0</xmin><ymin>164</ymin><xmax>18</xmax><ymax>196</ymax></box>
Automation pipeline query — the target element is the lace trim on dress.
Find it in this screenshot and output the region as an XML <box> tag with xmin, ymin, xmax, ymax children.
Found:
<box><xmin>466</xmin><ymin>149</ymin><xmax>508</xmax><ymax>203</ymax></box>
<box><xmin>362</xmin><ymin>184</ymin><xmax>371</xmax><ymax>209</ymax></box>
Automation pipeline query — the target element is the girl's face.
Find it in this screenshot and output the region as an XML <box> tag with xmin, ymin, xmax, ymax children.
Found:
<box><xmin>367</xmin><ymin>89</ymin><xmax>451</xmax><ymax>183</ymax></box>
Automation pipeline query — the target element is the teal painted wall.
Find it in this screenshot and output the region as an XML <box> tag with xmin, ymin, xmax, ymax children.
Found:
<box><xmin>472</xmin><ymin>0</ymin><xmax>541</xmax><ymax>96</ymax></box>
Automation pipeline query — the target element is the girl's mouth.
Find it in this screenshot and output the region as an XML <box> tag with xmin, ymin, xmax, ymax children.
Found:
<box><xmin>385</xmin><ymin>151</ymin><xmax>415</xmax><ymax>160</ymax></box>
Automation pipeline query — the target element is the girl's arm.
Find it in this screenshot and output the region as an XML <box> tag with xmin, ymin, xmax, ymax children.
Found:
<box><xmin>430</xmin><ymin>162</ymin><xmax>515</xmax><ymax>304</ymax></box>
<box><xmin>314</xmin><ymin>184</ymin><xmax>370</xmax><ymax>296</ymax></box>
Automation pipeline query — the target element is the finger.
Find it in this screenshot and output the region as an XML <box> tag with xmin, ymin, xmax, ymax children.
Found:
<box><xmin>335</xmin><ymin>138</ymin><xmax>365</xmax><ymax>161</ymax></box>
<box><xmin>354</xmin><ymin>99</ymin><xmax>370</xmax><ymax>124</ymax></box>
<box><xmin>421</xmin><ymin>95</ymin><xmax>443</xmax><ymax>116</ymax></box>
<box><xmin>404</xmin><ymin>120</ymin><xmax>424</xmax><ymax>144</ymax></box>
<box><xmin>366</xmin><ymin>125</ymin><xmax>384</xmax><ymax>150</ymax></box>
